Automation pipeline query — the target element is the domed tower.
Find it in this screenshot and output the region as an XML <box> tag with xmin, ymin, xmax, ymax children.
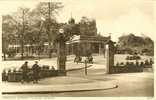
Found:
<box><xmin>68</xmin><ymin>17</ymin><xmax>75</xmax><ymax>24</ymax></box>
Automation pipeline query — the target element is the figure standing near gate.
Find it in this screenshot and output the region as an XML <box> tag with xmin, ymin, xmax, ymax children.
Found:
<box><xmin>32</xmin><ymin>61</ymin><xmax>40</xmax><ymax>83</ymax></box>
<box><xmin>20</xmin><ymin>61</ymin><xmax>29</xmax><ymax>83</ymax></box>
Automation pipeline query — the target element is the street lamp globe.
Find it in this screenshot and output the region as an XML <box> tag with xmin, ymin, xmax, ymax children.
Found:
<box><xmin>59</xmin><ymin>28</ymin><xmax>64</xmax><ymax>34</ymax></box>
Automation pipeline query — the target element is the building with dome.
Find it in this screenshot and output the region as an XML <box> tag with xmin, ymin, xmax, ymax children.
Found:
<box><xmin>65</xmin><ymin>17</ymin><xmax>111</xmax><ymax>56</ymax></box>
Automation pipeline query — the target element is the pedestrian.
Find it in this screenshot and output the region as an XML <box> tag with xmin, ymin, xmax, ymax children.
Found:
<box><xmin>20</xmin><ymin>61</ymin><xmax>29</xmax><ymax>83</ymax></box>
<box><xmin>32</xmin><ymin>61</ymin><xmax>40</xmax><ymax>83</ymax></box>
<box><xmin>150</xmin><ymin>58</ymin><xmax>153</xmax><ymax>65</ymax></box>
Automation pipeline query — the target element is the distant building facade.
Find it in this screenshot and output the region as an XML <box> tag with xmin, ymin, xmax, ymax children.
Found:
<box><xmin>66</xmin><ymin>35</ymin><xmax>110</xmax><ymax>56</ymax></box>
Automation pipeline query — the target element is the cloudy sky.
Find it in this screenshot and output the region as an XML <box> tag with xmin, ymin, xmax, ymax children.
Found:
<box><xmin>0</xmin><ymin>0</ymin><xmax>155</xmax><ymax>41</ymax></box>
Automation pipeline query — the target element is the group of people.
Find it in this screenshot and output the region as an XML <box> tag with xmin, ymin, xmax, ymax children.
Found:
<box><xmin>74</xmin><ymin>56</ymin><xmax>82</xmax><ymax>64</ymax></box>
<box><xmin>74</xmin><ymin>55</ymin><xmax>93</xmax><ymax>64</ymax></box>
<box><xmin>20</xmin><ymin>61</ymin><xmax>40</xmax><ymax>84</ymax></box>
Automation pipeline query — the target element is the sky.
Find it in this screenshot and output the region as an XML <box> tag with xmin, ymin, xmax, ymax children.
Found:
<box><xmin>0</xmin><ymin>0</ymin><xmax>155</xmax><ymax>41</ymax></box>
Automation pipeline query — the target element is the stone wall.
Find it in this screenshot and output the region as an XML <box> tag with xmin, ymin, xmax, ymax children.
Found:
<box><xmin>2</xmin><ymin>65</ymin><xmax>61</xmax><ymax>82</ymax></box>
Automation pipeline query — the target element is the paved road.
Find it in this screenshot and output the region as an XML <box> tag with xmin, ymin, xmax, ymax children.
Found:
<box><xmin>2</xmin><ymin>68</ymin><xmax>153</xmax><ymax>97</ymax></box>
<box><xmin>66</xmin><ymin>67</ymin><xmax>154</xmax><ymax>97</ymax></box>
<box><xmin>1</xmin><ymin>54</ymin><xmax>154</xmax><ymax>97</ymax></box>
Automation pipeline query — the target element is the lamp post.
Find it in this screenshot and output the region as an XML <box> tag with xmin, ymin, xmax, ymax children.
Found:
<box><xmin>56</xmin><ymin>28</ymin><xmax>66</xmax><ymax>76</ymax></box>
<box><xmin>84</xmin><ymin>59</ymin><xmax>88</xmax><ymax>75</ymax></box>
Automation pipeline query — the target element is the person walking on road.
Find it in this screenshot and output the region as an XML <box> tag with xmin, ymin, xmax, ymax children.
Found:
<box><xmin>32</xmin><ymin>61</ymin><xmax>40</xmax><ymax>83</ymax></box>
<box><xmin>20</xmin><ymin>61</ymin><xmax>29</xmax><ymax>83</ymax></box>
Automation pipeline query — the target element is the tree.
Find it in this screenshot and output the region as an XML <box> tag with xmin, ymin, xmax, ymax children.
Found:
<box><xmin>2</xmin><ymin>14</ymin><xmax>20</xmax><ymax>60</ymax></box>
<box><xmin>14</xmin><ymin>7</ymin><xmax>30</xmax><ymax>59</ymax></box>
<box><xmin>31</xmin><ymin>2</ymin><xmax>64</xmax><ymax>58</ymax></box>
<box><xmin>118</xmin><ymin>33</ymin><xmax>154</xmax><ymax>55</ymax></box>
<box><xmin>2</xmin><ymin>2</ymin><xmax>63</xmax><ymax>59</ymax></box>
<box><xmin>79</xmin><ymin>16</ymin><xmax>97</xmax><ymax>36</ymax></box>
<box><xmin>62</xmin><ymin>23</ymin><xmax>80</xmax><ymax>39</ymax></box>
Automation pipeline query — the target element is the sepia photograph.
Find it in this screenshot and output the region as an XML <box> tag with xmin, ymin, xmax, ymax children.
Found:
<box><xmin>0</xmin><ymin>0</ymin><xmax>155</xmax><ymax>99</ymax></box>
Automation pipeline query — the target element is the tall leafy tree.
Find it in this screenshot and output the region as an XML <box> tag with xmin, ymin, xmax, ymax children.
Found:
<box><xmin>62</xmin><ymin>18</ymin><xmax>80</xmax><ymax>39</ymax></box>
<box><xmin>118</xmin><ymin>33</ymin><xmax>154</xmax><ymax>55</ymax></box>
<box><xmin>31</xmin><ymin>2</ymin><xmax>64</xmax><ymax>58</ymax></box>
<box><xmin>79</xmin><ymin>16</ymin><xmax>97</xmax><ymax>36</ymax></box>
<box><xmin>2</xmin><ymin>14</ymin><xmax>20</xmax><ymax>59</ymax></box>
<box><xmin>13</xmin><ymin>7</ymin><xmax>30</xmax><ymax>59</ymax></box>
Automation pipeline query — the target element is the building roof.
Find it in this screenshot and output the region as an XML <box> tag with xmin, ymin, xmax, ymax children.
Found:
<box><xmin>66</xmin><ymin>35</ymin><xmax>110</xmax><ymax>44</ymax></box>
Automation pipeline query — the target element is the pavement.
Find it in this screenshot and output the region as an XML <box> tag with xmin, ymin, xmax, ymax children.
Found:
<box><xmin>1</xmin><ymin>70</ymin><xmax>153</xmax><ymax>96</ymax></box>
<box><xmin>2</xmin><ymin>62</ymin><xmax>117</xmax><ymax>94</ymax></box>
<box><xmin>2</xmin><ymin>76</ymin><xmax>117</xmax><ymax>94</ymax></box>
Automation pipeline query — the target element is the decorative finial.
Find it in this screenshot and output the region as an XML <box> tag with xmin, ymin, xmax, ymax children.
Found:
<box><xmin>109</xmin><ymin>33</ymin><xmax>112</xmax><ymax>39</ymax></box>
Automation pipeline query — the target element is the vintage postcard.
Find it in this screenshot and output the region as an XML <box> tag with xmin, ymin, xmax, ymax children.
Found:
<box><xmin>0</xmin><ymin>0</ymin><xmax>155</xmax><ymax>99</ymax></box>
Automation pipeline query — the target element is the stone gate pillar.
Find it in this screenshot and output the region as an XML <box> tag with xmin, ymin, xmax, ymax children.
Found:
<box><xmin>105</xmin><ymin>40</ymin><xmax>115</xmax><ymax>74</ymax></box>
<box><xmin>56</xmin><ymin>29</ymin><xmax>66</xmax><ymax>76</ymax></box>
